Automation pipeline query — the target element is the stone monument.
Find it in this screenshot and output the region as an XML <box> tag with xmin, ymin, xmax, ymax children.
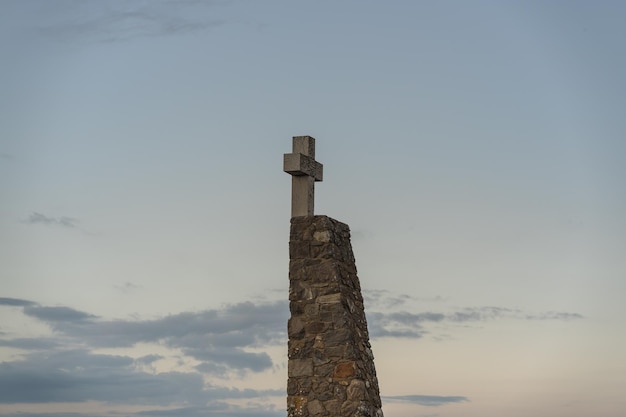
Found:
<box><xmin>284</xmin><ymin>136</ymin><xmax>384</xmax><ymax>417</ymax></box>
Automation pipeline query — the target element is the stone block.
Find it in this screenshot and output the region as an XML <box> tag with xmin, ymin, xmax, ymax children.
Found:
<box><xmin>310</xmin><ymin>242</ymin><xmax>342</xmax><ymax>259</ymax></box>
<box><xmin>312</xmin><ymin>348</ymin><xmax>330</xmax><ymax>366</ymax></box>
<box><xmin>304</xmin><ymin>260</ymin><xmax>339</xmax><ymax>283</ymax></box>
<box><xmin>287</xmin><ymin>395</ymin><xmax>308</xmax><ymax>417</ymax></box>
<box><xmin>347</xmin><ymin>379</ymin><xmax>366</xmax><ymax>401</ymax></box>
<box><xmin>304</xmin><ymin>303</ymin><xmax>319</xmax><ymax>317</ymax></box>
<box><xmin>323</xmin><ymin>328</ymin><xmax>351</xmax><ymax>346</ymax></box>
<box><xmin>321</xmin><ymin>302</ymin><xmax>344</xmax><ymax>316</ymax></box>
<box><xmin>289</xmin><ymin>281</ymin><xmax>304</xmax><ymax>301</ymax></box>
<box><xmin>314</xmin><ymin>362</ymin><xmax>334</xmax><ymax>378</ymax></box>
<box><xmin>333</xmin><ymin>383</ymin><xmax>347</xmax><ymax>401</ymax></box>
<box><xmin>307</xmin><ymin>399</ymin><xmax>325</xmax><ymax>416</ymax></box>
<box><xmin>287</xmin><ymin>378</ymin><xmax>298</xmax><ymax>395</ymax></box>
<box><xmin>339</xmin><ymin>400</ymin><xmax>359</xmax><ymax>416</ymax></box>
<box><xmin>333</xmin><ymin>362</ymin><xmax>355</xmax><ymax>379</ymax></box>
<box><xmin>356</xmin><ymin>400</ymin><xmax>371</xmax><ymax>417</ymax></box>
<box><xmin>317</xmin><ymin>293</ymin><xmax>341</xmax><ymax>304</ymax></box>
<box><xmin>289</xmin><ymin>359</ymin><xmax>313</xmax><ymax>377</ymax></box>
<box><xmin>305</xmin><ymin>321</ymin><xmax>328</xmax><ymax>335</ymax></box>
<box><xmin>288</xmin><ymin>317</ymin><xmax>305</xmax><ymax>339</ymax></box>
<box><xmin>290</xmin><ymin>241</ymin><xmax>310</xmax><ymax>259</ymax></box>
<box><xmin>313</xmin><ymin>335</ymin><xmax>324</xmax><ymax>349</ymax></box>
<box><xmin>313</xmin><ymin>230</ymin><xmax>331</xmax><ymax>242</ymax></box>
<box><xmin>324</xmin><ymin>345</ymin><xmax>346</xmax><ymax>360</ymax></box>
<box><xmin>289</xmin><ymin>339</ymin><xmax>314</xmax><ymax>359</ymax></box>
<box><xmin>290</xmin><ymin>301</ymin><xmax>306</xmax><ymax>315</ymax></box>
<box><xmin>323</xmin><ymin>399</ymin><xmax>342</xmax><ymax>414</ymax></box>
<box><xmin>318</xmin><ymin>310</ymin><xmax>333</xmax><ymax>322</ymax></box>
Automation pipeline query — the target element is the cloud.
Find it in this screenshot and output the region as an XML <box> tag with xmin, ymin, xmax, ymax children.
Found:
<box><xmin>2</xmin><ymin>297</ymin><xmax>583</xmax><ymax>362</ymax></box>
<box><xmin>367</xmin><ymin>306</ymin><xmax>583</xmax><ymax>339</ymax></box>
<box><xmin>135</xmin><ymin>404</ymin><xmax>283</xmax><ymax>417</ymax></box>
<box><xmin>0</xmin><ymin>348</ymin><xmax>281</xmax><ymax>406</ymax></box>
<box><xmin>114</xmin><ymin>281</ymin><xmax>142</xmax><ymax>293</ymax></box>
<box><xmin>0</xmin><ymin>294</ymin><xmax>581</xmax><ymax>415</ymax></box>
<box><xmin>21</xmin><ymin>0</ymin><xmax>225</xmax><ymax>44</ymax></box>
<box><xmin>0</xmin><ymin>414</ymin><xmax>101</xmax><ymax>417</ymax></box>
<box><xmin>24</xmin><ymin>212</ymin><xmax>78</xmax><ymax>228</ymax></box>
<box><xmin>4</xmin><ymin>299</ymin><xmax>288</xmax><ymax>375</ymax></box>
<box><xmin>383</xmin><ymin>395</ymin><xmax>469</xmax><ymax>407</ymax></box>
<box><xmin>366</xmin><ymin>311</ymin><xmax>426</xmax><ymax>339</ymax></box>
<box><xmin>0</xmin><ymin>406</ymin><xmax>284</xmax><ymax>417</ymax></box>
<box><xmin>526</xmin><ymin>311</ymin><xmax>584</xmax><ymax>321</ymax></box>
<box><xmin>0</xmin><ymin>337</ymin><xmax>61</xmax><ymax>350</ymax></box>
<box><xmin>23</xmin><ymin>305</ymin><xmax>97</xmax><ymax>322</ymax></box>
<box><xmin>0</xmin><ymin>297</ymin><xmax>36</xmax><ymax>307</ymax></box>
<box><xmin>364</xmin><ymin>290</ymin><xmax>446</xmax><ymax>309</ymax></box>
<box><xmin>135</xmin><ymin>354</ymin><xmax>164</xmax><ymax>365</ymax></box>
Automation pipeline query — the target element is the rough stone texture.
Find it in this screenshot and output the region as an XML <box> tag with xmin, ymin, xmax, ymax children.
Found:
<box><xmin>287</xmin><ymin>215</ymin><xmax>383</xmax><ymax>417</ymax></box>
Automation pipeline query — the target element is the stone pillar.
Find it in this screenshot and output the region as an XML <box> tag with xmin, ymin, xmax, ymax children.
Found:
<box><xmin>287</xmin><ymin>216</ymin><xmax>383</xmax><ymax>417</ymax></box>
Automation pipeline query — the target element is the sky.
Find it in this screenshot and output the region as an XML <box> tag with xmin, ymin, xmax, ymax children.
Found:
<box><xmin>1</xmin><ymin>1</ymin><xmax>625</xmax><ymax>416</ymax></box>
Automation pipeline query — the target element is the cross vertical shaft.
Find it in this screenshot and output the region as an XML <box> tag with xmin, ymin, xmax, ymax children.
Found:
<box><xmin>284</xmin><ymin>136</ymin><xmax>323</xmax><ymax>218</ymax></box>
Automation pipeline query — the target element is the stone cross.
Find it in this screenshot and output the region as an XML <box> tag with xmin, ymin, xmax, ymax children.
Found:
<box><xmin>283</xmin><ymin>136</ymin><xmax>323</xmax><ymax>218</ymax></box>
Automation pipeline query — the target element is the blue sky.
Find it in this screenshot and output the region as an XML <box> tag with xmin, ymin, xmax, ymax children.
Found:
<box><xmin>1</xmin><ymin>1</ymin><xmax>625</xmax><ymax>416</ymax></box>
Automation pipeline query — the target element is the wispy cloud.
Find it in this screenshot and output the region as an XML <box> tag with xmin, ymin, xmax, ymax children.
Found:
<box><xmin>526</xmin><ymin>311</ymin><xmax>584</xmax><ymax>321</ymax></box>
<box><xmin>24</xmin><ymin>212</ymin><xmax>78</xmax><ymax>228</ymax></box>
<box><xmin>368</xmin><ymin>305</ymin><xmax>583</xmax><ymax>339</ymax></box>
<box><xmin>364</xmin><ymin>290</ymin><xmax>446</xmax><ymax>309</ymax></box>
<box><xmin>0</xmin><ymin>337</ymin><xmax>61</xmax><ymax>350</ymax></box>
<box><xmin>114</xmin><ymin>281</ymin><xmax>142</xmax><ymax>293</ymax></box>
<box><xmin>0</xmin><ymin>348</ymin><xmax>280</xmax><ymax>406</ymax></box>
<box><xmin>384</xmin><ymin>395</ymin><xmax>469</xmax><ymax>407</ymax></box>
<box><xmin>0</xmin><ymin>298</ymin><xmax>284</xmax><ymax>412</ymax></box>
<box><xmin>0</xmin><ymin>297</ymin><xmax>36</xmax><ymax>307</ymax></box>
<box><xmin>23</xmin><ymin>305</ymin><xmax>97</xmax><ymax>322</ymax></box>
<box><xmin>4</xmin><ymin>299</ymin><xmax>287</xmax><ymax>375</ymax></box>
<box><xmin>21</xmin><ymin>0</ymin><xmax>226</xmax><ymax>44</ymax></box>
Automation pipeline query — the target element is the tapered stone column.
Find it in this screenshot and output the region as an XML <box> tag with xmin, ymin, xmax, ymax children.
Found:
<box><xmin>287</xmin><ymin>215</ymin><xmax>383</xmax><ymax>417</ymax></box>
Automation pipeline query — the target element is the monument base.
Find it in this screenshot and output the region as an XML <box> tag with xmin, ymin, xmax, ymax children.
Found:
<box><xmin>287</xmin><ymin>216</ymin><xmax>383</xmax><ymax>417</ymax></box>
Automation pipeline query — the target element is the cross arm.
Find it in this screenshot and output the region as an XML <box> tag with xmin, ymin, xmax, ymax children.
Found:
<box><xmin>283</xmin><ymin>153</ymin><xmax>323</xmax><ymax>181</ymax></box>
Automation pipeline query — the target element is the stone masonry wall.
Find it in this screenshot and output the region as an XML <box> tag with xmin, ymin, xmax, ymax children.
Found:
<box><xmin>287</xmin><ymin>216</ymin><xmax>383</xmax><ymax>417</ymax></box>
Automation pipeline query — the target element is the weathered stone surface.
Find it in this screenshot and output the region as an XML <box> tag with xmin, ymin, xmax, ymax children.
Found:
<box><xmin>313</xmin><ymin>230</ymin><xmax>331</xmax><ymax>242</ymax></box>
<box><xmin>323</xmin><ymin>329</ymin><xmax>351</xmax><ymax>347</ymax></box>
<box><xmin>289</xmin><ymin>338</ymin><xmax>314</xmax><ymax>359</ymax></box>
<box><xmin>288</xmin><ymin>396</ymin><xmax>308</xmax><ymax>417</ymax></box>
<box><xmin>317</xmin><ymin>293</ymin><xmax>342</xmax><ymax>304</ymax></box>
<box><xmin>333</xmin><ymin>384</ymin><xmax>347</xmax><ymax>401</ymax></box>
<box><xmin>287</xmin><ymin>215</ymin><xmax>383</xmax><ymax>417</ymax></box>
<box><xmin>307</xmin><ymin>399</ymin><xmax>325</xmax><ymax>416</ymax></box>
<box><xmin>333</xmin><ymin>362</ymin><xmax>355</xmax><ymax>379</ymax></box>
<box><xmin>305</xmin><ymin>321</ymin><xmax>328</xmax><ymax>334</ymax></box>
<box><xmin>290</xmin><ymin>241</ymin><xmax>311</xmax><ymax>259</ymax></box>
<box><xmin>324</xmin><ymin>399</ymin><xmax>341</xmax><ymax>415</ymax></box>
<box><xmin>340</xmin><ymin>400</ymin><xmax>359</xmax><ymax>416</ymax></box>
<box><xmin>347</xmin><ymin>379</ymin><xmax>367</xmax><ymax>401</ymax></box>
<box><xmin>289</xmin><ymin>359</ymin><xmax>313</xmax><ymax>377</ymax></box>
<box><xmin>312</xmin><ymin>349</ymin><xmax>330</xmax><ymax>366</ymax></box>
<box><xmin>314</xmin><ymin>362</ymin><xmax>335</xmax><ymax>378</ymax></box>
<box><xmin>304</xmin><ymin>303</ymin><xmax>319</xmax><ymax>317</ymax></box>
<box><xmin>288</xmin><ymin>317</ymin><xmax>306</xmax><ymax>339</ymax></box>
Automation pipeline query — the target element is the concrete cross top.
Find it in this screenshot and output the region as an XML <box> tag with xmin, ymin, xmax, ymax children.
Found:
<box><xmin>283</xmin><ymin>136</ymin><xmax>323</xmax><ymax>218</ymax></box>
